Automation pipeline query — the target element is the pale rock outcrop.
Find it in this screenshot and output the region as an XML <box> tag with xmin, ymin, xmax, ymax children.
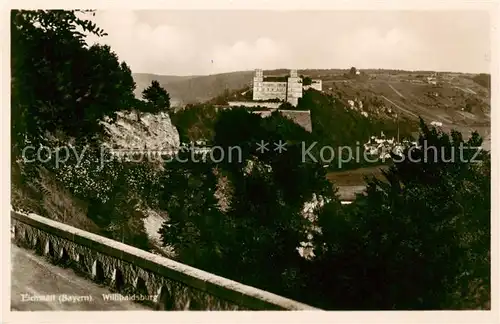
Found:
<box><xmin>100</xmin><ymin>111</ymin><xmax>180</xmax><ymax>152</ymax></box>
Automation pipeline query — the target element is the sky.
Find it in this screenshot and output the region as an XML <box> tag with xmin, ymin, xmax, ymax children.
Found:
<box><xmin>85</xmin><ymin>10</ymin><xmax>491</xmax><ymax>76</ymax></box>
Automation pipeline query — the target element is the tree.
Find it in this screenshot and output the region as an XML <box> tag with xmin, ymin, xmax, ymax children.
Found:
<box><xmin>11</xmin><ymin>10</ymin><xmax>153</xmax><ymax>251</ymax></box>
<box><xmin>156</xmin><ymin>150</ymin><xmax>224</xmax><ymax>268</ymax></box>
<box><xmin>278</xmin><ymin>101</ymin><xmax>295</xmax><ymax>110</ymax></box>
<box><xmin>302</xmin><ymin>76</ymin><xmax>312</xmax><ymax>86</ymax></box>
<box><xmin>307</xmin><ymin>119</ymin><xmax>490</xmax><ymax>309</ymax></box>
<box><xmin>11</xmin><ymin>10</ymin><xmax>137</xmax><ymax>150</ymax></box>
<box><xmin>157</xmin><ymin>108</ymin><xmax>335</xmax><ymax>298</ymax></box>
<box><xmin>141</xmin><ymin>80</ymin><xmax>171</xmax><ymax>113</ymax></box>
<box><xmin>170</xmin><ymin>103</ymin><xmax>220</xmax><ymax>143</ymax></box>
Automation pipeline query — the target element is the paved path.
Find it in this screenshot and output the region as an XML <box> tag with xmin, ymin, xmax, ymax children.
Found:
<box><xmin>11</xmin><ymin>244</ymin><xmax>151</xmax><ymax>311</ymax></box>
<box><xmin>388</xmin><ymin>83</ymin><xmax>405</xmax><ymax>98</ymax></box>
<box><xmin>453</xmin><ymin>86</ymin><xmax>477</xmax><ymax>95</ymax></box>
<box><xmin>380</xmin><ymin>95</ymin><xmax>419</xmax><ymax>119</ymax></box>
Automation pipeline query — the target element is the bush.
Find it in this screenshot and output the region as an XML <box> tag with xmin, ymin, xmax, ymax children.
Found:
<box><xmin>307</xmin><ymin>120</ymin><xmax>490</xmax><ymax>309</ymax></box>
<box><xmin>157</xmin><ymin>108</ymin><xmax>334</xmax><ymax>297</ymax></box>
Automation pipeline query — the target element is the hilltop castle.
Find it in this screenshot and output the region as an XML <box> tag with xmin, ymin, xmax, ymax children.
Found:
<box><xmin>252</xmin><ymin>69</ymin><xmax>322</xmax><ymax>106</ymax></box>
<box><xmin>226</xmin><ymin>69</ymin><xmax>322</xmax><ymax>133</ymax></box>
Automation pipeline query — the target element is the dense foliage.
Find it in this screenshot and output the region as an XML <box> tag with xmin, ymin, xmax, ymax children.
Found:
<box><xmin>300</xmin><ymin>75</ymin><xmax>313</xmax><ymax>86</ymax></box>
<box><xmin>157</xmin><ymin>108</ymin><xmax>336</xmax><ymax>296</ymax></box>
<box><xmin>11</xmin><ymin>10</ymin><xmax>159</xmax><ymax>250</ymax></box>
<box><xmin>141</xmin><ymin>80</ymin><xmax>171</xmax><ymax>112</ymax></box>
<box><xmin>11</xmin><ymin>10</ymin><xmax>137</xmax><ymax>150</ymax></box>
<box><xmin>170</xmin><ymin>104</ymin><xmax>220</xmax><ymax>143</ymax></box>
<box><xmin>160</xmin><ymin>113</ymin><xmax>490</xmax><ymax>309</ymax></box>
<box><xmin>55</xmin><ymin>146</ymin><xmax>157</xmax><ymax>249</ymax></box>
<box><xmin>305</xmin><ymin>119</ymin><xmax>490</xmax><ymax>309</ymax></box>
<box><xmin>173</xmin><ymin>88</ymin><xmax>418</xmax><ymax>173</ymax></box>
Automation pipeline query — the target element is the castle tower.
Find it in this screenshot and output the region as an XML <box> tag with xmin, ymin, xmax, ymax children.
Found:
<box><xmin>253</xmin><ymin>69</ymin><xmax>264</xmax><ymax>101</ymax></box>
<box><xmin>286</xmin><ymin>69</ymin><xmax>302</xmax><ymax>106</ymax></box>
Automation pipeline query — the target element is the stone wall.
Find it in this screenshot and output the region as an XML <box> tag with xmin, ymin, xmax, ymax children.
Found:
<box><xmin>227</xmin><ymin>101</ymin><xmax>281</xmax><ymax>109</ymax></box>
<box><xmin>11</xmin><ymin>211</ymin><xmax>319</xmax><ymax>311</ymax></box>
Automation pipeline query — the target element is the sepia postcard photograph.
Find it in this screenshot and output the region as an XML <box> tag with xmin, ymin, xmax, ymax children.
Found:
<box><xmin>3</xmin><ymin>1</ymin><xmax>499</xmax><ymax>323</ymax></box>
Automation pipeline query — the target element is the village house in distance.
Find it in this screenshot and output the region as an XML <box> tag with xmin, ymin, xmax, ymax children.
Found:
<box><xmin>227</xmin><ymin>69</ymin><xmax>322</xmax><ymax>132</ymax></box>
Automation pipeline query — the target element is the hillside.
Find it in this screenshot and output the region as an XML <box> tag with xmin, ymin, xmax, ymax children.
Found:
<box><xmin>12</xmin><ymin>109</ymin><xmax>181</xmax><ymax>256</ymax></box>
<box><xmin>133</xmin><ymin>69</ymin><xmax>491</xmax><ymax>149</ymax></box>
<box><xmin>323</xmin><ymin>71</ymin><xmax>490</xmax><ymax>144</ymax></box>
<box><xmin>133</xmin><ymin>71</ymin><xmax>255</xmax><ymax>106</ymax></box>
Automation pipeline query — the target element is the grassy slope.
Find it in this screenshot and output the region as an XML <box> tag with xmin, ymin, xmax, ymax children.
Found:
<box><xmin>11</xmin><ymin>111</ymin><xmax>181</xmax><ymax>254</ymax></box>
<box><xmin>11</xmin><ymin>164</ymin><xmax>102</xmax><ymax>234</ymax></box>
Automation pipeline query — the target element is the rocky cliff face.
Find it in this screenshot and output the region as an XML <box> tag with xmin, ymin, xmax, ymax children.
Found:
<box><xmin>100</xmin><ymin>111</ymin><xmax>180</xmax><ymax>151</ymax></box>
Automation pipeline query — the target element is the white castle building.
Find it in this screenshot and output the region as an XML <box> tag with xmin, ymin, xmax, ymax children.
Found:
<box><xmin>226</xmin><ymin>69</ymin><xmax>322</xmax><ymax>132</ymax></box>
<box><xmin>252</xmin><ymin>69</ymin><xmax>322</xmax><ymax>106</ymax></box>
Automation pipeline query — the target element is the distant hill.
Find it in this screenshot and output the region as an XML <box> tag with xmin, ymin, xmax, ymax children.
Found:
<box><xmin>471</xmin><ymin>73</ymin><xmax>491</xmax><ymax>89</ymax></box>
<box><xmin>133</xmin><ymin>71</ymin><xmax>255</xmax><ymax>106</ymax></box>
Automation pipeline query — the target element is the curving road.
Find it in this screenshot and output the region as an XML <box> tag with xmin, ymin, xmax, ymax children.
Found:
<box><xmin>11</xmin><ymin>244</ymin><xmax>151</xmax><ymax>311</ymax></box>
